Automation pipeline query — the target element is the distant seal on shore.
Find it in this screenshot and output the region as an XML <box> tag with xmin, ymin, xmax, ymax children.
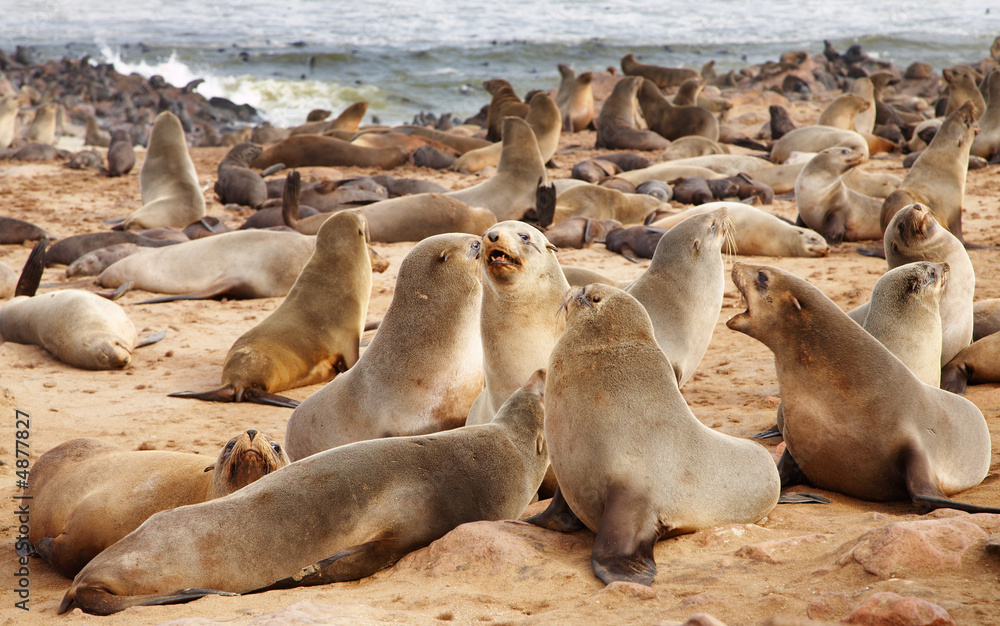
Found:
<box><xmin>0</xmin><ymin>216</ymin><xmax>50</xmax><ymax>245</ymax></box>
<box><xmin>59</xmin><ymin>372</ymin><xmax>550</xmax><ymax>615</ymax></box>
<box><xmin>595</xmin><ymin>76</ymin><xmax>670</xmax><ymax>151</ymax></box>
<box><xmin>451</xmin><ymin>91</ymin><xmax>560</xmax><ymax>173</ymax></box>
<box><xmin>621</xmin><ymin>53</ymin><xmax>700</xmax><ymax>89</ymax></box>
<box><xmin>637</xmin><ymin>78</ymin><xmax>719</xmax><ymax>141</ymax></box>
<box><xmin>250</xmin><ymin>134</ymin><xmax>408</xmax><ymax>170</ymax></box>
<box><xmin>879</xmin><ymin>102</ymin><xmax>978</xmax><ymax>246</ymax></box>
<box><xmin>447</xmin><ymin>116</ymin><xmax>547</xmax><ymax>221</ymax></box>
<box><xmin>465</xmin><ymin>221</ymin><xmax>568</xmax><ymax>426</ymax></box>
<box><xmin>862</xmin><ymin>262</ymin><xmax>948</xmax><ymax>387</ymax></box>
<box><xmin>624</xmin><ymin>208</ymin><xmax>729</xmax><ymax>387</ymax></box>
<box><xmin>25</xmin><ymin>102</ymin><xmax>58</xmax><ymax>145</ymax></box>
<box><xmin>816</xmin><ymin>93</ymin><xmax>871</xmax><ymax>130</ymax></box>
<box><xmin>727</xmin><ymin>263</ymin><xmax>998</xmax><ymax>514</ymax></box>
<box><xmin>214</xmin><ymin>142</ymin><xmax>266</xmax><ymax>208</ymax></box>
<box><xmin>483</xmin><ymin>78</ymin><xmax>530</xmax><ymax>142</ymax></box>
<box><xmin>27</xmin><ymin>429</ymin><xmax>289</xmax><ymax>578</ymax></box>
<box><xmin>544</xmin><ymin>216</ymin><xmax>621</xmax><ymax>249</ymax></box>
<box><xmin>770</xmin><ymin>125</ymin><xmax>869</xmax><ymax>164</ymax></box>
<box><xmin>528</xmin><ymin>284</ymin><xmax>779</xmax><ymax>586</ymax></box>
<box><xmin>285</xmin><ymin>234</ymin><xmax>484</xmax><ymax>461</ymax></box>
<box><xmin>0</xmin><ymin>95</ymin><xmax>17</xmax><ymax>149</ymax></box>
<box><xmin>548</xmin><ymin>183</ymin><xmax>664</xmax><ymax>226</ymax></box>
<box><xmin>120</xmin><ymin>111</ymin><xmax>206</xmax><ymax>230</ymax></box>
<box><xmin>102</xmin><ymin>129</ymin><xmax>136</xmax><ymax>177</ymax></box>
<box><xmin>794</xmin><ymin>147</ymin><xmax>883</xmax><ymax>243</ymax></box>
<box><xmin>169</xmin><ymin>211</ymin><xmax>371</xmax><ymax>408</ymax></box>
<box><xmin>560</xmin><ymin>69</ymin><xmax>595</xmax><ymax>132</ymax></box>
<box><xmin>971</xmin><ymin>70</ymin><xmax>1000</xmax><ymax>160</ymax></box>
<box><xmin>46</xmin><ymin>231</ymin><xmax>175</xmax><ymax>267</ymax></box>
<box><xmin>941</xmin><ymin>330</ymin><xmax>1000</xmax><ymax>394</ymax></box>
<box><xmin>65</xmin><ymin>243</ymin><xmax>143</xmax><ymax>277</ymax></box>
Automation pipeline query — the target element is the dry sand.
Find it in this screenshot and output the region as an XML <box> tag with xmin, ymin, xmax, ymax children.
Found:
<box><xmin>1</xmin><ymin>90</ymin><xmax>999</xmax><ymax>625</ymax></box>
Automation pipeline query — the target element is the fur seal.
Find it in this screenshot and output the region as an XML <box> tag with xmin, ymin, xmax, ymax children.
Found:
<box><xmin>941</xmin><ymin>330</ymin><xmax>1000</xmax><ymax>394</ymax></box>
<box><xmin>465</xmin><ymin>222</ymin><xmax>568</xmax><ymax>426</ymax></box>
<box><xmin>0</xmin><ymin>263</ymin><xmax>15</xmax><ymax>299</ymax></box>
<box><xmin>0</xmin><ymin>216</ymin><xmax>50</xmax><ymax>245</ymax></box>
<box><xmin>84</xmin><ymin>114</ymin><xmax>111</xmax><ymax>147</ymax></box>
<box><xmin>544</xmin><ymin>217</ymin><xmax>621</xmax><ymax>249</ymax></box>
<box><xmin>971</xmin><ymin>70</ymin><xmax>1000</xmax><ymax>160</ymax></box>
<box><xmin>285</xmin><ymin>234</ymin><xmax>484</xmax><ymax>460</ymax></box>
<box><xmin>447</xmin><ymin>116</ymin><xmax>547</xmax><ymax>221</ymax></box>
<box><xmin>450</xmin><ymin>91</ymin><xmax>560</xmax><ymax>173</ymax></box>
<box><xmin>66</xmin><ymin>243</ymin><xmax>143</xmax><ymax>278</ymax></box>
<box><xmin>250</xmin><ymin>134</ymin><xmax>408</xmax><ymax>170</ymax></box>
<box><xmin>58</xmin><ymin>372</ymin><xmax>549</xmax><ymax>615</ymax></box>
<box><xmin>770</xmin><ymin>125</ymin><xmax>869</xmax><ymax>164</ymax></box>
<box><xmin>879</xmin><ymin>102</ymin><xmax>977</xmax><ymax>245</ymax></box>
<box><xmin>548</xmin><ymin>183</ymin><xmax>664</xmax><ymax>226</ymax></box>
<box><xmin>355</xmin><ymin>194</ymin><xmax>496</xmax><ymax>243</ymax></box>
<box><xmin>169</xmin><ymin>210</ymin><xmax>372</xmax><ymax>408</ymax></box>
<box><xmin>943</xmin><ymin>66</ymin><xmax>986</xmax><ymax>120</ymax></box>
<box><xmin>816</xmin><ymin>93</ymin><xmax>871</xmax><ymax>130</ymax></box>
<box><xmin>973</xmin><ymin>299</ymin><xmax>1000</xmax><ymax>341</ymax></box>
<box><xmin>660</xmin><ymin>135</ymin><xmax>728</xmax><ymax>160</ymax></box>
<box><xmin>625</xmin><ymin>208</ymin><xmax>729</xmax><ymax>386</ymax></box>
<box><xmin>851</xmin><ymin>77</ymin><xmax>877</xmax><ymax>135</ymax></box>
<box><xmin>727</xmin><ymin>263</ymin><xmax>998</xmax><ymax>514</ymax></box>
<box><xmin>46</xmin><ymin>231</ymin><xmax>175</xmax><ymax>267</ymax></box>
<box><xmin>27</xmin><ymin>430</ymin><xmax>289</xmax><ymax>578</ymax></box>
<box><xmin>637</xmin><ymin>78</ymin><xmax>720</xmax><ymax>141</ymax></box>
<box><xmin>214</xmin><ymin>142</ymin><xmax>266</xmax><ymax>208</ymax></box>
<box><xmin>483</xmin><ymin>78</ymin><xmax>530</xmax><ymax>141</ymax></box>
<box><xmin>102</xmin><ymin>129</ymin><xmax>136</xmax><ymax>177</ymax></box>
<box><xmin>0</xmin><ymin>95</ymin><xmax>17</xmax><ymax>149</ymax></box>
<box><xmin>595</xmin><ymin>76</ymin><xmax>670</xmax><ymax>151</ymax></box>
<box><xmin>862</xmin><ymin>262</ymin><xmax>948</xmax><ymax>387</ymax></box>
<box><xmin>794</xmin><ymin>147</ymin><xmax>883</xmax><ymax>243</ymax></box>
<box><xmin>604</xmin><ymin>225</ymin><xmax>667</xmax><ymax>261</ymax></box>
<box><xmin>25</xmin><ymin>102</ymin><xmax>57</xmax><ymax>145</ymax></box>
<box><xmin>288</xmin><ymin>102</ymin><xmax>368</xmax><ymax>136</ymax></box>
<box><xmin>528</xmin><ymin>283</ymin><xmax>779</xmax><ymax>586</ymax></box>
<box><xmin>120</xmin><ymin>111</ymin><xmax>206</xmax><ymax>230</ymax></box>
<box><xmin>560</xmin><ymin>70</ymin><xmax>595</xmax><ymax>132</ymax></box>
<box><xmin>649</xmin><ymin>202</ymin><xmax>829</xmax><ymax>258</ymax></box>
<box><xmin>621</xmin><ymin>53</ymin><xmax>700</xmax><ymax>89</ymax></box>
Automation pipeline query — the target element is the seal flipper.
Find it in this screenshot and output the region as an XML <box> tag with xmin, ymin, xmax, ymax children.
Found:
<box><xmin>619</xmin><ymin>243</ymin><xmax>642</xmax><ymax>263</ymax></box>
<box><xmin>750</xmin><ymin>425</ymin><xmax>782</xmax><ymax>440</ymax></box>
<box><xmin>902</xmin><ymin>444</ymin><xmax>1000</xmax><ymax>514</ymax></box>
<box><xmin>777</xmin><ymin>448</ymin><xmax>811</xmax><ymax>489</ymax></box>
<box><xmin>133</xmin><ymin>277</ymin><xmax>250</xmax><ymax>304</ymax></box>
<box><xmin>249</xmin><ymin>538</ymin><xmax>405</xmax><ymax>593</ymax></box>
<box><xmin>590</xmin><ymin>485</ymin><xmax>660</xmax><ymax>586</ymax></box>
<box><xmin>778</xmin><ymin>492</ymin><xmax>832</xmax><ymax>504</ymax></box>
<box><xmin>60</xmin><ymin>585</ymin><xmax>236</xmax><ymax>616</ymax></box>
<box><xmin>135</xmin><ymin>331</ymin><xmax>166</xmax><ymax>348</ymax></box>
<box><xmin>526</xmin><ymin>486</ymin><xmax>586</xmax><ymax>532</ymax></box>
<box><xmin>14</xmin><ymin>237</ymin><xmax>48</xmax><ymax>297</ymax></box>
<box><xmin>241</xmin><ymin>388</ymin><xmax>301</xmax><ymax>409</ymax></box>
<box><xmin>168</xmin><ymin>386</ymin><xmax>300</xmax><ymax>408</ymax></box>
<box><xmin>536</xmin><ymin>179</ymin><xmax>557</xmax><ymax>228</ymax></box>
<box><xmin>857</xmin><ymin>245</ymin><xmax>886</xmax><ymax>259</ymax></box>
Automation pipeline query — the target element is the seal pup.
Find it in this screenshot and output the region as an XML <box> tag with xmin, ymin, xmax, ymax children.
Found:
<box><xmin>214</xmin><ymin>142</ymin><xmax>266</xmax><ymax>208</ymax></box>
<box><xmin>649</xmin><ymin>202</ymin><xmax>829</xmax><ymax>258</ymax></box>
<box><xmin>483</xmin><ymin>78</ymin><xmax>530</xmax><ymax>141</ymax></box>
<box><xmin>621</xmin><ymin>53</ymin><xmax>700</xmax><ymax>89</ymax></box>
<box><xmin>624</xmin><ymin>208</ymin><xmax>730</xmax><ymax>387</ymax></box>
<box><xmin>465</xmin><ymin>222</ymin><xmax>568</xmax><ymax>426</ymax></box>
<box><xmin>27</xmin><ymin>430</ymin><xmax>289</xmax><ymax>578</ymax></box>
<box><xmin>879</xmin><ymin>102</ymin><xmax>978</xmax><ymax>246</ymax></box>
<box><xmin>528</xmin><ymin>284</ymin><xmax>779</xmax><ymax>586</ymax></box>
<box><xmin>101</xmin><ymin>129</ymin><xmax>136</xmax><ymax>177</ymax></box>
<box><xmin>971</xmin><ymin>70</ymin><xmax>1000</xmax><ymax>160</ymax></box>
<box><xmin>120</xmin><ymin>111</ymin><xmax>206</xmax><ymax>230</ymax></box>
<box><xmin>450</xmin><ymin>91</ymin><xmax>560</xmax><ymax>173</ymax></box>
<box><xmin>637</xmin><ymin>78</ymin><xmax>720</xmax><ymax>141</ymax></box>
<box><xmin>169</xmin><ymin>210</ymin><xmax>372</xmax><ymax>408</ymax></box>
<box><xmin>862</xmin><ymin>262</ymin><xmax>948</xmax><ymax>387</ymax></box>
<box><xmin>285</xmin><ymin>234</ymin><xmax>484</xmax><ymax>461</ymax></box>
<box><xmin>794</xmin><ymin>147</ymin><xmax>883</xmax><ymax>243</ymax></box>
<box><xmin>851</xmin><ymin>204</ymin><xmax>974</xmax><ymax>367</ymax></box>
<box><xmin>595</xmin><ymin>76</ymin><xmax>670</xmax><ymax>151</ymax></box>
<box><xmin>447</xmin><ymin>116</ymin><xmax>547</xmax><ymax>221</ymax></box>
<box><xmin>941</xmin><ymin>331</ymin><xmax>1000</xmax><ymax>394</ymax></box>
<box><xmin>770</xmin><ymin>125</ymin><xmax>869</xmax><ymax>164</ymax></box>
<box><xmin>58</xmin><ymin>372</ymin><xmax>549</xmax><ymax>615</ymax></box>
<box><xmin>728</xmin><ymin>263</ymin><xmax>998</xmax><ymax>514</ymax></box>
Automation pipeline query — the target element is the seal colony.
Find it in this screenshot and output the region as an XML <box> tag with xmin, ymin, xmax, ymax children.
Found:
<box><xmin>4</xmin><ymin>37</ymin><xmax>1000</xmax><ymax>624</ymax></box>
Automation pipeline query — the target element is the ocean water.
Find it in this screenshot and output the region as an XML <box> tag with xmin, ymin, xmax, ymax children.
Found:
<box><xmin>3</xmin><ymin>0</ymin><xmax>998</xmax><ymax>126</ymax></box>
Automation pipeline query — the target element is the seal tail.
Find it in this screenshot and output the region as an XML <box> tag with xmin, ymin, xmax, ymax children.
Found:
<box><xmin>14</xmin><ymin>237</ymin><xmax>48</xmax><ymax>297</ymax></box>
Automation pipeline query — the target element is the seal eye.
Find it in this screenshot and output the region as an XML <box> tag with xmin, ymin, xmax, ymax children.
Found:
<box><xmin>223</xmin><ymin>440</ymin><xmax>235</xmax><ymax>457</ymax></box>
<box><xmin>471</xmin><ymin>240</ymin><xmax>480</xmax><ymax>251</ymax></box>
<box><xmin>272</xmin><ymin>443</ymin><xmax>282</xmax><ymax>454</ymax></box>
<box><xmin>757</xmin><ymin>271</ymin><xmax>768</xmax><ymax>286</ymax></box>
<box><xmin>519</xmin><ymin>233</ymin><xmax>531</xmax><ymax>243</ymax></box>
<box><xmin>591</xmin><ymin>296</ymin><xmax>601</xmax><ymax>303</ymax></box>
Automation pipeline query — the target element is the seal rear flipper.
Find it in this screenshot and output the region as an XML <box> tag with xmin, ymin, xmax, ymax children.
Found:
<box><xmin>940</xmin><ymin>362</ymin><xmax>970</xmax><ymax>395</ymax></box>
<box><xmin>60</xmin><ymin>585</ymin><xmax>236</xmax><ymax>616</ymax></box>
<box><xmin>14</xmin><ymin>237</ymin><xmax>48</xmax><ymax>297</ymax></box>
<box><xmin>777</xmin><ymin>491</ymin><xmax>832</xmax><ymax>504</ymax></box>
<box><xmin>536</xmin><ymin>179</ymin><xmax>557</xmax><ymax>228</ymax></box>
<box><xmin>590</xmin><ymin>486</ymin><xmax>660</xmax><ymax>586</ymax></box>
<box><xmin>902</xmin><ymin>445</ymin><xmax>1000</xmax><ymax>514</ymax></box>
<box><xmin>750</xmin><ymin>424</ymin><xmax>782</xmax><ymax>440</ymax></box>
<box><xmin>133</xmin><ymin>278</ymin><xmax>249</xmax><ymax>304</ymax></box>
<box><xmin>777</xmin><ymin>448</ymin><xmax>811</xmax><ymax>489</ymax></box>
<box><xmin>526</xmin><ymin>486</ymin><xmax>586</xmax><ymax>532</ymax></box>
<box><xmin>249</xmin><ymin>538</ymin><xmax>405</xmax><ymax>593</ymax></box>
<box><xmin>96</xmin><ymin>280</ymin><xmax>133</xmax><ymax>301</ymax></box>
<box><xmin>169</xmin><ymin>386</ymin><xmax>239</xmax><ymax>403</ymax></box>
<box><xmin>135</xmin><ymin>331</ymin><xmax>166</xmax><ymax>348</ymax></box>
<box><xmin>260</xmin><ymin>163</ymin><xmax>286</xmax><ymax>177</ymax></box>
<box><xmin>857</xmin><ymin>246</ymin><xmax>886</xmax><ymax>259</ymax></box>
<box><xmin>619</xmin><ymin>243</ymin><xmax>642</xmax><ymax>263</ymax></box>
<box><xmin>241</xmin><ymin>388</ymin><xmax>301</xmax><ymax>409</ymax></box>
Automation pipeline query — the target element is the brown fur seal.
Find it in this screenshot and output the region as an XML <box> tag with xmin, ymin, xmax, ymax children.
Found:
<box><xmin>483</xmin><ymin>78</ymin><xmax>530</xmax><ymax>141</ymax></box>
<box><xmin>943</xmin><ymin>66</ymin><xmax>986</xmax><ymax>120</ymax></box>
<box><xmin>284</xmin><ymin>234</ymin><xmax>484</xmax><ymax>460</ymax></box>
<box><xmin>84</xmin><ymin>114</ymin><xmax>111</xmax><ymax>147</ymax></box>
<box><xmin>65</xmin><ymin>243</ymin><xmax>144</xmax><ymax>278</ymax></box>
<box><xmin>120</xmin><ymin>111</ymin><xmax>206</xmax><ymax>230</ymax></box>
<box><xmin>447</xmin><ymin>116</ymin><xmax>547</xmax><ymax>221</ymax></box>
<box><xmin>250</xmin><ymin>134</ymin><xmax>408</xmax><ymax>170</ymax></box>
<box><xmin>851</xmin><ymin>77</ymin><xmax>877</xmax><ymax>135</ymax></box>
<box><xmin>288</xmin><ymin>101</ymin><xmax>368</xmax><ymax>136</ymax></box>
<box><xmin>650</xmin><ymin>202</ymin><xmax>829</xmax><ymax>258</ymax></box>
<box><xmin>27</xmin><ymin>430</ymin><xmax>289</xmax><ymax>578</ymax></box>
<box><xmin>214</xmin><ymin>142</ymin><xmax>266</xmax><ymax>208</ymax></box>
<box><xmin>971</xmin><ymin>70</ymin><xmax>1000</xmax><ymax>160</ymax></box>
<box><xmin>561</xmin><ymin>70</ymin><xmax>595</xmax><ymax>132</ymax></box>
<box><xmin>169</xmin><ymin>210</ymin><xmax>371</xmax><ymax>408</ymax></box>
<box><xmin>816</xmin><ymin>93</ymin><xmax>871</xmax><ymax>130</ymax></box>
<box><xmin>544</xmin><ymin>217</ymin><xmax>621</xmax><ymax>249</ymax></box>
<box><xmin>353</xmin><ymin>194</ymin><xmax>495</xmax><ymax>243</ymax></box>
<box><xmin>879</xmin><ymin>102</ymin><xmax>977</xmax><ymax>245</ymax></box>
<box><xmin>595</xmin><ymin>76</ymin><xmax>670</xmax><ymax>151</ymax></box>
<box><xmin>862</xmin><ymin>262</ymin><xmax>948</xmax><ymax>387</ymax></box>
<box><xmin>465</xmin><ymin>222</ymin><xmax>568</xmax><ymax>426</ymax></box>
<box><xmin>973</xmin><ymin>298</ymin><xmax>1000</xmax><ymax>341</ymax></box>
<box><xmin>102</xmin><ymin>129</ymin><xmax>136</xmax><ymax>177</ymax></box>
<box><xmin>58</xmin><ymin>372</ymin><xmax>549</xmax><ymax>615</ymax></box>
<box><xmin>528</xmin><ymin>284</ymin><xmax>779</xmax><ymax>586</ymax></box>
<box><xmin>727</xmin><ymin>263</ymin><xmax>998</xmax><ymax>514</ymax></box>
<box><xmin>941</xmin><ymin>330</ymin><xmax>1000</xmax><ymax>394</ymax></box>
<box><xmin>450</xmin><ymin>91</ymin><xmax>560</xmax><ymax>173</ymax></box>
<box><xmin>604</xmin><ymin>225</ymin><xmax>667</xmax><ymax>261</ymax></box>
<box><xmin>25</xmin><ymin>102</ymin><xmax>57</xmax><ymax>145</ymax></box>
<box><xmin>660</xmin><ymin>135</ymin><xmax>728</xmax><ymax>160</ymax></box>
<box><xmin>794</xmin><ymin>147</ymin><xmax>883</xmax><ymax>243</ymax></box>
<box><xmin>0</xmin><ymin>263</ymin><xmax>15</xmax><ymax>299</ymax></box>
<box><xmin>46</xmin><ymin>231</ymin><xmax>175</xmax><ymax>267</ymax></box>
<box><xmin>770</xmin><ymin>125</ymin><xmax>870</xmax><ymax>164</ymax></box>
<box><xmin>0</xmin><ymin>95</ymin><xmax>17</xmax><ymax>148</ymax></box>
<box><xmin>550</xmin><ymin>183</ymin><xmax>664</xmax><ymax>226</ymax></box>
<box><xmin>0</xmin><ymin>216</ymin><xmax>50</xmax><ymax>245</ymax></box>
<box><xmin>621</xmin><ymin>53</ymin><xmax>700</xmax><ymax>89</ymax></box>
<box><xmin>637</xmin><ymin>78</ymin><xmax>720</xmax><ymax>141</ymax></box>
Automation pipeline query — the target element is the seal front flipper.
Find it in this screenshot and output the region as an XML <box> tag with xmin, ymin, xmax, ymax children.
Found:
<box><xmin>902</xmin><ymin>444</ymin><xmax>1000</xmax><ymax>514</ymax></box>
<box><xmin>135</xmin><ymin>331</ymin><xmax>166</xmax><ymax>348</ymax></box>
<box><xmin>250</xmin><ymin>538</ymin><xmax>405</xmax><ymax>593</ymax></box>
<box><xmin>750</xmin><ymin>424</ymin><xmax>782</xmax><ymax>440</ymax></box>
<box><xmin>526</xmin><ymin>486</ymin><xmax>585</xmax><ymax>532</ymax></box>
<box><xmin>133</xmin><ymin>277</ymin><xmax>250</xmax><ymax>304</ymax></box>
<box><xmin>59</xmin><ymin>585</ymin><xmax>236</xmax><ymax>616</ymax></box>
<box><xmin>777</xmin><ymin>448</ymin><xmax>811</xmax><ymax>489</ymax></box>
<box><xmin>857</xmin><ymin>245</ymin><xmax>886</xmax><ymax>259</ymax></box>
<box><xmin>590</xmin><ymin>485</ymin><xmax>660</xmax><ymax>586</ymax></box>
<box><xmin>14</xmin><ymin>237</ymin><xmax>48</xmax><ymax>297</ymax></box>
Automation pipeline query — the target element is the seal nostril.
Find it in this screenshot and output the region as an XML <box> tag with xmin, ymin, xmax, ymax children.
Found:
<box><xmin>488</xmin><ymin>232</ymin><xmax>499</xmax><ymax>243</ymax></box>
<box><xmin>247</xmin><ymin>429</ymin><xmax>258</xmax><ymax>441</ymax></box>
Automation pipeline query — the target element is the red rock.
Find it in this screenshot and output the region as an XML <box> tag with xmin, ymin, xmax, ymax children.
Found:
<box><xmin>845</xmin><ymin>518</ymin><xmax>987</xmax><ymax>577</ymax></box>
<box><xmin>843</xmin><ymin>592</ymin><xmax>954</xmax><ymax>625</ymax></box>
<box><xmin>806</xmin><ymin>591</ymin><xmax>853</xmax><ymax>621</ymax></box>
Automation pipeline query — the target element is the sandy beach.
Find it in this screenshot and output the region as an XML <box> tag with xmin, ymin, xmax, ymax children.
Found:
<box><xmin>1</xmin><ymin>79</ymin><xmax>1000</xmax><ymax>625</ymax></box>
